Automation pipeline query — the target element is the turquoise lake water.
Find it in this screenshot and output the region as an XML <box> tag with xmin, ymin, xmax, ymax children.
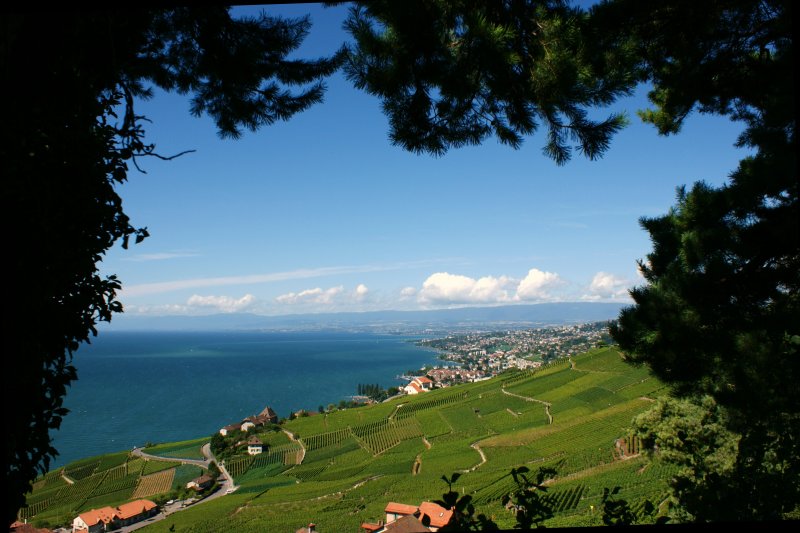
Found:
<box><xmin>51</xmin><ymin>331</ymin><xmax>441</xmax><ymax>468</ymax></box>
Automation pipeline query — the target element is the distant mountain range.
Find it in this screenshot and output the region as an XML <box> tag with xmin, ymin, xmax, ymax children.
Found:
<box><xmin>102</xmin><ymin>302</ymin><xmax>628</xmax><ymax>333</ymax></box>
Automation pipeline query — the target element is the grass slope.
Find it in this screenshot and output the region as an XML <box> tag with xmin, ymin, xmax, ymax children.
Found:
<box><xmin>22</xmin><ymin>346</ymin><xmax>672</xmax><ymax>531</ymax></box>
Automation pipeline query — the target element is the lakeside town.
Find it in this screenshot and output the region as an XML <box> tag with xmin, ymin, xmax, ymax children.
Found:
<box><xmin>413</xmin><ymin>321</ymin><xmax>616</xmax><ymax>386</ymax></box>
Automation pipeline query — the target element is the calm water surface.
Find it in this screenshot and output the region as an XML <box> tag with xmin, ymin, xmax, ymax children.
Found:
<box><xmin>51</xmin><ymin>331</ymin><xmax>440</xmax><ymax>468</ymax></box>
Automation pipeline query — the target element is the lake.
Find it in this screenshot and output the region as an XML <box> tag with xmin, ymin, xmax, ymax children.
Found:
<box><xmin>51</xmin><ymin>330</ymin><xmax>443</xmax><ymax>468</ymax></box>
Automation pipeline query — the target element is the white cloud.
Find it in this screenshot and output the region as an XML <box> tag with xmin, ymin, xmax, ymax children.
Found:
<box><xmin>418</xmin><ymin>272</ymin><xmax>515</xmax><ymax>304</ymax></box>
<box><xmin>275</xmin><ymin>286</ymin><xmax>344</xmax><ymax>305</ymax></box>
<box><xmin>354</xmin><ymin>284</ymin><xmax>369</xmax><ymax>301</ymax></box>
<box><xmin>120</xmin><ymin>260</ymin><xmax>452</xmax><ymax>297</ymax></box>
<box><xmin>582</xmin><ymin>272</ymin><xmax>632</xmax><ymax>301</ymax></box>
<box><xmin>515</xmin><ymin>268</ymin><xmax>564</xmax><ymax>301</ymax></box>
<box><xmin>399</xmin><ymin>286</ymin><xmax>417</xmax><ymax>300</ymax></box>
<box><xmin>186</xmin><ymin>294</ymin><xmax>257</xmax><ymax>313</ymax></box>
<box><xmin>122</xmin><ymin>303</ymin><xmax>189</xmax><ymax>315</ymax></box>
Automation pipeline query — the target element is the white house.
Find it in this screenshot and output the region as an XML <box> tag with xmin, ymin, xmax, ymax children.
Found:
<box><xmin>73</xmin><ymin>506</ymin><xmax>117</xmax><ymax>533</ymax></box>
<box><xmin>247</xmin><ymin>436</ymin><xmax>263</xmax><ymax>455</ymax></box>
<box><xmin>404</xmin><ymin>376</ymin><xmax>434</xmax><ymax>395</ymax></box>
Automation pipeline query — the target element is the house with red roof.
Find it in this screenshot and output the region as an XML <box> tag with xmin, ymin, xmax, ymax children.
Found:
<box><xmin>384</xmin><ymin>502</ymin><xmax>419</xmax><ymax>523</ymax></box>
<box><xmin>72</xmin><ymin>499</ymin><xmax>157</xmax><ymax>533</ymax></box>
<box><xmin>362</xmin><ymin>501</ymin><xmax>453</xmax><ymax>532</ymax></box>
<box><xmin>116</xmin><ymin>499</ymin><xmax>158</xmax><ymax>527</ymax></box>
<box><xmin>72</xmin><ymin>506</ymin><xmax>117</xmax><ymax>533</ymax></box>
<box><xmin>418</xmin><ymin>501</ymin><xmax>454</xmax><ymax>530</ymax></box>
<box><xmin>403</xmin><ymin>377</ymin><xmax>434</xmax><ymax>395</ymax></box>
<box><xmin>412</xmin><ymin>376</ymin><xmax>434</xmax><ymax>390</ymax></box>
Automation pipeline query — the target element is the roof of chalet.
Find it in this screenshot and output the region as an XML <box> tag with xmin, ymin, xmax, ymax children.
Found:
<box><xmin>414</xmin><ymin>376</ymin><xmax>433</xmax><ymax>384</ymax></box>
<box><xmin>77</xmin><ymin>506</ymin><xmax>118</xmax><ymax>526</ymax></box>
<box><xmin>222</xmin><ymin>422</ymin><xmax>241</xmax><ymax>431</ymax></box>
<box><xmin>260</xmin><ymin>405</ymin><xmax>278</xmax><ymax>418</ymax></box>
<box><xmin>384</xmin><ymin>515</ymin><xmax>431</xmax><ymax>532</ymax></box>
<box><xmin>247</xmin><ymin>436</ymin><xmax>263</xmax><ymax>445</ymax></box>
<box><xmin>385</xmin><ymin>502</ymin><xmax>419</xmax><ymax>515</ymax></box>
<box><xmin>360</xmin><ymin>521</ymin><xmax>384</xmax><ymax>532</ymax></box>
<box><xmin>418</xmin><ymin>501</ymin><xmax>454</xmax><ymax>528</ymax></box>
<box><xmin>116</xmin><ymin>499</ymin><xmax>157</xmax><ymax>520</ymax></box>
<box><xmin>190</xmin><ymin>474</ymin><xmax>214</xmax><ymax>485</ymax></box>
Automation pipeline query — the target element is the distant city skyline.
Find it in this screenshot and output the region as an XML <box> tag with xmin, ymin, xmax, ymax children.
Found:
<box><xmin>102</xmin><ymin>3</ymin><xmax>750</xmax><ymax>319</ymax></box>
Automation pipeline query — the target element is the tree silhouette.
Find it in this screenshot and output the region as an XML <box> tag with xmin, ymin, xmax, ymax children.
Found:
<box><xmin>4</xmin><ymin>8</ymin><xmax>340</xmax><ymax>524</ymax></box>
<box><xmin>4</xmin><ymin>1</ymin><xmax>796</xmax><ymax>526</ymax></box>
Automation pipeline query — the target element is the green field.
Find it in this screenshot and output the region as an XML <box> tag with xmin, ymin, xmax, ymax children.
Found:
<box><xmin>21</xmin><ymin>346</ymin><xmax>675</xmax><ymax>531</ymax></box>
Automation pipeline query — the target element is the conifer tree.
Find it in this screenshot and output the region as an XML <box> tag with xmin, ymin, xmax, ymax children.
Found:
<box><xmin>4</xmin><ymin>8</ymin><xmax>340</xmax><ymax>524</ymax></box>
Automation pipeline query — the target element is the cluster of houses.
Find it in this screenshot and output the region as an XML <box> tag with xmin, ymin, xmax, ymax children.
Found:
<box><xmin>71</xmin><ymin>499</ymin><xmax>157</xmax><ymax>533</ymax></box>
<box><xmin>424</xmin><ymin>368</ymin><xmax>485</xmax><ymax>385</ymax></box>
<box><xmin>360</xmin><ymin>501</ymin><xmax>455</xmax><ymax>532</ymax></box>
<box><xmin>218</xmin><ymin>405</ymin><xmax>279</xmax><ymax>437</ymax></box>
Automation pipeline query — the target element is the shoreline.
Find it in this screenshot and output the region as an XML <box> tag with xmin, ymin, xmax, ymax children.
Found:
<box><xmin>50</xmin><ymin>331</ymin><xmax>445</xmax><ymax>469</ymax></box>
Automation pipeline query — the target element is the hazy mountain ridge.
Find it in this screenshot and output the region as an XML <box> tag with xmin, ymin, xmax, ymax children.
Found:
<box><xmin>103</xmin><ymin>302</ymin><xmax>626</xmax><ymax>333</ymax></box>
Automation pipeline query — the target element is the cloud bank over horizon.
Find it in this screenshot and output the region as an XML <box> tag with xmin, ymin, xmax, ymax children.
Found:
<box><xmin>120</xmin><ymin>265</ymin><xmax>635</xmax><ymax>316</ymax></box>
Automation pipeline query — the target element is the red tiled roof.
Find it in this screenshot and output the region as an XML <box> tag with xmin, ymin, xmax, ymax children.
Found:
<box><xmin>406</xmin><ymin>382</ymin><xmax>422</xmax><ymax>393</ymax></box>
<box><xmin>78</xmin><ymin>506</ymin><xmax>118</xmax><ymax>526</ymax></box>
<box><xmin>385</xmin><ymin>515</ymin><xmax>431</xmax><ymax>532</ymax></box>
<box><xmin>418</xmin><ymin>501</ymin><xmax>453</xmax><ymax>528</ymax></box>
<box><xmin>361</xmin><ymin>521</ymin><xmax>384</xmax><ymax>532</ymax></box>
<box><xmin>116</xmin><ymin>499</ymin><xmax>157</xmax><ymax>520</ymax></box>
<box><xmin>415</xmin><ymin>376</ymin><xmax>433</xmax><ymax>384</ymax></box>
<box><xmin>385</xmin><ymin>502</ymin><xmax>419</xmax><ymax>515</ymax></box>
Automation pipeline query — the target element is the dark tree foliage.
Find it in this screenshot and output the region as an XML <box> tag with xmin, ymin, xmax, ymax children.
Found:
<box><xmin>604</xmin><ymin>0</ymin><xmax>798</xmax><ymax>521</ymax></box>
<box><xmin>600</xmin><ymin>486</ymin><xmax>637</xmax><ymax>526</ymax></box>
<box><xmin>500</xmin><ymin>466</ymin><xmax>557</xmax><ymax>529</ymax></box>
<box><xmin>340</xmin><ymin>0</ymin><xmax>636</xmax><ymax>162</ymax></box>
<box><xmin>4</xmin><ymin>0</ymin><xmax>796</xmax><ymax>527</ymax></box>
<box><xmin>434</xmin><ymin>473</ymin><xmax>499</xmax><ymax>531</ymax></box>
<box><xmin>3</xmin><ymin>8</ymin><xmax>340</xmax><ymax>525</ymax></box>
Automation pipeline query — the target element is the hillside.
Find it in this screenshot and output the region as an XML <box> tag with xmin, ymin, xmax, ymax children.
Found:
<box><xmin>22</xmin><ymin>346</ymin><xmax>674</xmax><ymax>530</ymax></box>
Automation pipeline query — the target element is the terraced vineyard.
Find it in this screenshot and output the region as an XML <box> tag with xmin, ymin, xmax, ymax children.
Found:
<box><xmin>22</xmin><ymin>346</ymin><xmax>677</xmax><ymax>531</ymax></box>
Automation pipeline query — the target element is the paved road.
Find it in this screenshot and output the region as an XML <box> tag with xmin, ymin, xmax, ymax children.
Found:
<box><xmin>131</xmin><ymin>447</ymin><xmax>209</xmax><ymax>468</ymax></box>
<box><xmin>114</xmin><ymin>444</ymin><xmax>238</xmax><ymax>531</ymax></box>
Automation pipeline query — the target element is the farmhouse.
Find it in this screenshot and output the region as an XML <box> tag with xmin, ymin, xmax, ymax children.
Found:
<box><xmin>219</xmin><ymin>422</ymin><xmax>241</xmax><ymax>436</ymax></box>
<box><xmin>72</xmin><ymin>499</ymin><xmax>157</xmax><ymax>533</ymax></box>
<box><xmin>115</xmin><ymin>500</ymin><xmax>158</xmax><ymax>527</ymax></box>
<box><xmin>412</xmin><ymin>376</ymin><xmax>434</xmax><ymax>390</ymax></box>
<box><xmin>247</xmin><ymin>435</ymin><xmax>263</xmax><ymax>455</ymax></box>
<box><xmin>219</xmin><ymin>405</ymin><xmax>279</xmax><ymax>435</ymax></box>
<box><xmin>403</xmin><ymin>377</ymin><xmax>434</xmax><ymax>395</ymax></box>
<box><xmin>186</xmin><ymin>474</ymin><xmax>214</xmax><ymax>491</ymax></box>
<box><xmin>364</xmin><ymin>501</ymin><xmax>452</xmax><ymax>532</ymax></box>
<box><xmin>72</xmin><ymin>506</ymin><xmax>117</xmax><ymax>533</ymax></box>
<box><xmin>403</xmin><ymin>381</ymin><xmax>423</xmax><ymax>395</ymax></box>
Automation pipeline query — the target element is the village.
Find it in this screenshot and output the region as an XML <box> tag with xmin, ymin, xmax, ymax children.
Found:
<box><xmin>417</xmin><ymin>321</ymin><xmax>615</xmax><ymax>381</ymax></box>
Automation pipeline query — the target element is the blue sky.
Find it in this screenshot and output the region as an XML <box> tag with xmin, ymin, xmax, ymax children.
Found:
<box><xmin>103</xmin><ymin>3</ymin><xmax>749</xmax><ymax>317</ymax></box>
